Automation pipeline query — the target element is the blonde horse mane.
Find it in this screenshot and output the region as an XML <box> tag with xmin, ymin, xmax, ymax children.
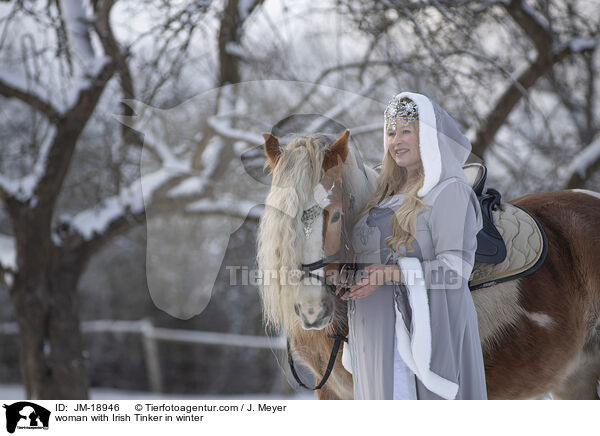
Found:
<box><xmin>257</xmin><ymin>133</ymin><xmax>375</xmax><ymax>338</ymax></box>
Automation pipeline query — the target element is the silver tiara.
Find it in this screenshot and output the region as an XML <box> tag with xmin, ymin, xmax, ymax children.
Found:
<box><xmin>384</xmin><ymin>97</ymin><xmax>418</xmax><ymax>124</ymax></box>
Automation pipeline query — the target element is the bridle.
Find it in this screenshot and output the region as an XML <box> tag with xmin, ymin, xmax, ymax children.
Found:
<box><xmin>299</xmin><ymin>180</ymin><xmax>356</xmax><ymax>295</ymax></box>
<box><xmin>286</xmin><ymin>179</ymin><xmax>357</xmax><ymax>391</ymax></box>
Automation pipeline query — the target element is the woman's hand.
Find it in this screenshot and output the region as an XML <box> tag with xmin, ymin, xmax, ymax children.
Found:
<box><xmin>344</xmin><ymin>263</ymin><xmax>402</xmax><ymax>300</ymax></box>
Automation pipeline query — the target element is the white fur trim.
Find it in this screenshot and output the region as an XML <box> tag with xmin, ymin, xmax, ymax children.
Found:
<box><xmin>384</xmin><ymin>92</ymin><xmax>441</xmax><ymax>198</ymax></box>
<box><xmin>395</xmin><ymin>257</ymin><xmax>459</xmax><ymax>399</ymax></box>
<box><xmin>341</xmin><ymin>341</ymin><xmax>353</xmax><ymax>374</ymax></box>
<box><xmin>393</xmin><ymin>334</ymin><xmax>412</xmax><ymax>399</ymax></box>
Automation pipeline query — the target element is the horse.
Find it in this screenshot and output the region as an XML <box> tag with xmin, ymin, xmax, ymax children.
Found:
<box><xmin>257</xmin><ymin>129</ymin><xmax>600</xmax><ymax>400</ymax></box>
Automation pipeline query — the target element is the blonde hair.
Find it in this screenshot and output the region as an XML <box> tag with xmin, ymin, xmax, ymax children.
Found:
<box><xmin>357</xmin><ymin>117</ymin><xmax>428</xmax><ymax>255</ymax></box>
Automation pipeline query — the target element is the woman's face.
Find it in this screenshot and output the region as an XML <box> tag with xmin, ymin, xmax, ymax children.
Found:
<box><xmin>386</xmin><ymin>118</ymin><xmax>420</xmax><ymax>173</ymax></box>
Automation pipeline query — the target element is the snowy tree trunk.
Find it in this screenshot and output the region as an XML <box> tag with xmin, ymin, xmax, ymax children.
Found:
<box><xmin>8</xmin><ymin>204</ymin><xmax>88</xmax><ymax>399</ymax></box>
<box><xmin>218</xmin><ymin>0</ymin><xmax>262</xmax><ymax>86</ymax></box>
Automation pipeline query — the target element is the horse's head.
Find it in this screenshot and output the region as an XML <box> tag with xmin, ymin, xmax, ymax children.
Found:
<box><xmin>257</xmin><ymin>130</ymin><xmax>358</xmax><ymax>335</ymax></box>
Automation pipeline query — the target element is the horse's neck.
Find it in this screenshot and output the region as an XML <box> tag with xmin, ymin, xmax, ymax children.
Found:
<box><xmin>349</xmin><ymin>150</ymin><xmax>377</xmax><ymax>193</ymax></box>
<box><xmin>342</xmin><ymin>153</ymin><xmax>378</xmax><ymax>226</ymax></box>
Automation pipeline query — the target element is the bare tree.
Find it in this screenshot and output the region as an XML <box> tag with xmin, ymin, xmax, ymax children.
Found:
<box><xmin>0</xmin><ymin>0</ymin><xmax>268</xmax><ymax>399</ymax></box>
<box><xmin>0</xmin><ymin>0</ymin><xmax>119</xmax><ymax>399</ymax></box>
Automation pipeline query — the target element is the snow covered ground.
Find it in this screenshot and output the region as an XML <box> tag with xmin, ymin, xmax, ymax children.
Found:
<box><xmin>0</xmin><ymin>384</ymin><xmax>316</xmax><ymax>400</ymax></box>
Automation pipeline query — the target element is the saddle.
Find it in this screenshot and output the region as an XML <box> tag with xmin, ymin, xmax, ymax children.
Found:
<box><xmin>462</xmin><ymin>163</ymin><xmax>548</xmax><ymax>290</ymax></box>
<box><xmin>463</xmin><ymin>164</ymin><xmax>506</xmax><ymax>264</ymax></box>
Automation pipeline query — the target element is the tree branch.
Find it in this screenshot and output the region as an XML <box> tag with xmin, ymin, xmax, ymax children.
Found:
<box><xmin>504</xmin><ymin>0</ymin><xmax>552</xmax><ymax>54</ymax></box>
<box><xmin>565</xmin><ymin>135</ymin><xmax>600</xmax><ymax>189</ymax></box>
<box><xmin>0</xmin><ymin>233</ymin><xmax>16</xmax><ymax>278</ymax></box>
<box><xmin>184</xmin><ymin>198</ymin><xmax>262</xmax><ymax>221</ymax></box>
<box><xmin>33</xmin><ymin>56</ymin><xmax>116</xmax><ymax>209</ymax></box>
<box><xmin>471</xmin><ymin>6</ymin><xmax>596</xmax><ymax>158</ymax></box>
<box><xmin>207</xmin><ymin>114</ymin><xmax>263</xmax><ymax>144</ymax></box>
<box><xmin>32</xmin><ymin>0</ymin><xmax>119</xmax><ymax>211</ymax></box>
<box><xmin>92</xmin><ymin>0</ymin><xmax>141</xmax><ymax>147</ymax></box>
<box><xmin>289</xmin><ymin>58</ymin><xmax>419</xmax><ymax>113</ymax></box>
<box><xmin>0</xmin><ymin>75</ymin><xmax>61</xmax><ymax>121</ymax></box>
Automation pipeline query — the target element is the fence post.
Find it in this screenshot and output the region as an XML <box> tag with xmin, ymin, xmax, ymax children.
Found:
<box><xmin>140</xmin><ymin>319</ymin><xmax>163</xmax><ymax>393</ymax></box>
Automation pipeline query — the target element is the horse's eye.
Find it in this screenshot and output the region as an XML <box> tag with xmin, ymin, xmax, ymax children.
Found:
<box><xmin>331</xmin><ymin>211</ymin><xmax>341</xmax><ymax>223</ymax></box>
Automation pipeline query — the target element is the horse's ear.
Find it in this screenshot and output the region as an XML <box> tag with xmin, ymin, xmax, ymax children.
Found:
<box><xmin>323</xmin><ymin>129</ymin><xmax>349</xmax><ymax>171</ymax></box>
<box><xmin>262</xmin><ymin>133</ymin><xmax>282</xmax><ymax>169</ymax></box>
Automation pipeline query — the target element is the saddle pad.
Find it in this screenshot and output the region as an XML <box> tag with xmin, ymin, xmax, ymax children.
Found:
<box><xmin>469</xmin><ymin>203</ymin><xmax>546</xmax><ymax>289</ymax></box>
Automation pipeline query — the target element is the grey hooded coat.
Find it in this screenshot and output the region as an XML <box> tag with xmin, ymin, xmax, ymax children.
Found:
<box><xmin>344</xmin><ymin>92</ymin><xmax>487</xmax><ymax>400</ymax></box>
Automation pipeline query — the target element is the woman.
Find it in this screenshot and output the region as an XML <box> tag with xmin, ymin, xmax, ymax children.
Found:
<box><xmin>341</xmin><ymin>92</ymin><xmax>487</xmax><ymax>400</ymax></box>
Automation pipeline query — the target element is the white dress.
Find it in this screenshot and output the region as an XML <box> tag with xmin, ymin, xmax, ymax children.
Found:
<box><xmin>348</xmin><ymin>194</ymin><xmax>418</xmax><ymax>400</ymax></box>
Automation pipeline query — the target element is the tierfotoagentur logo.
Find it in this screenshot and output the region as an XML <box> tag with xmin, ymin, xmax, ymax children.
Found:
<box><xmin>226</xmin><ymin>264</ymin><xmax>462</xmax><ymax>288</ymax></box>
<box><xmin>3</xmin><ymin>402</ymin><xmax>50</xmax><ymax>433</ymax></box>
